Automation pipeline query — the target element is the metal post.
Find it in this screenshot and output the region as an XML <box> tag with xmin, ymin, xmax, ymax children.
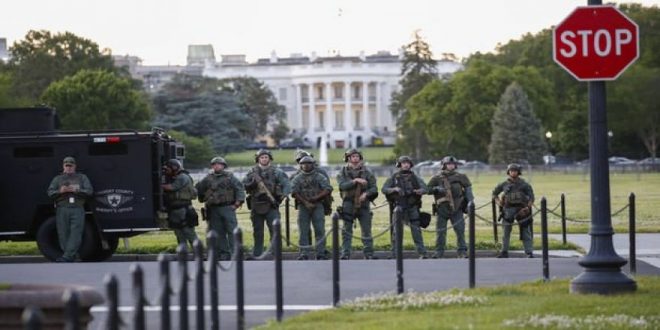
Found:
<box><xmin>177</xmin><ymin>244</ymin><xmax>189</xmax><ymax>330</ymax></box>
<box><xmin>629</xmin><ymin>193</ymin><xmax>636</xmax><ymax>275</ymax></box>
<box><xmin>274</xmin><ymin>220</ymin><xmax>284</xmax><ymax>322</ymax></box>
<box><xmin>194</xmin><ymin>240</ymin><xmax>205</xmax><ymax>330</ymax></box>
<box><xmin>394</xmin><ymin>206</ymin><xmax>404</xmax><ymax>294</ymax></box>
<box><xmin>104</xmin><ymin>274</ymin><xmax>120</xmax><ymax>330</ymax></box>
<box><xmin>332</xmin><ymin>212</ymin><xmax>340</xmax><ymax>306</ymax></box>
<box><xmin>570</xmin><ymin>44</ymin><xmax>636</xmax><ymax>293</ymax></box>
<box><xmin>131</xmin><ymin>264</ymin><xmax>145</xmax><ymax>330</ymax></box>
<box><xmin>541</xmin><ymin>198</ymin><xmax>550</xmax><ymax>282</ymax></box>
<box><xmin>468</xmin><ymin>202</ymin><xmax>475</xmax><ymax>289</ymax></box>
<box><xmin>157</xmin><ymin>253</ymin><xmax>171</xmax><ymax>330</ymax></box>
<box><xmin>561</xmin><ymin>193</ymin><xmax>567</xmax><ymax>245</ymax></box>
<box><xmin>234</xmin><ymin>228</ymin><xmax>245</xmax><ymax>330</ymax></box>
<box><xmin>63</xmin><ymin>289</ymin><xmax>80</xmax><ymax>330</ymax></box>
<box><xmin>22</xmin><ymin>306</ymin><xmax>43</xmax><ymax>330</ymax></box>
<box><xmin>491</xmin><ymin>199</ymin><xmax>498</xmax><ymax>243</ymax></box>
<box><xmin>285</xmin><ymin>197</ymin><xmax>291</xmax><ymax>246</ymax></box>
<box><xmin>207</xmin><ymin>231</ymin><xmax>219</xmax><ymax>330</ymax></box>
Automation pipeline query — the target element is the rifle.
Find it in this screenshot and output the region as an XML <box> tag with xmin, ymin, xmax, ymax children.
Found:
<box><xmin>252</xmin><ymin>171</ymin><xmax>278</xmax><ymax>207</ymax></box>
<box><xmin>441</xmin><ymin>176</ymin><xmax>455</xmax><ymax>212</ymax></box>
<box><xmin>293</xmin><ymin>193</ymin><xmax>316</xmax><ymax>210</ymax></box>
<box><xmin>353</xmin><ymin>180</ymin><xmax>362</xmax><ymax>216</ymax></box>
<box><xmin>201</xmin><ymin>207</ymin><xmax>208</xmax><ymax>221</ymax></box>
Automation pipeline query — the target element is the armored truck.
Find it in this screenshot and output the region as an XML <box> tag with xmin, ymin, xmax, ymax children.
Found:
<box><xmin>0</xmin><ymin>107</ymin><xmax>184</xmax><ymax>261</ymax></box>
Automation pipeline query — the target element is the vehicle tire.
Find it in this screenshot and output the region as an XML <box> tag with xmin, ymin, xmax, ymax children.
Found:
<box><xmin>36</xmin><ymin>216</ymin><xmax>100</xmax><ymax>262</ymax></box>
<box><xmin>86</xmin><ymin>236</ymin><xmax>119</xmax><ymax>262</ymax></box>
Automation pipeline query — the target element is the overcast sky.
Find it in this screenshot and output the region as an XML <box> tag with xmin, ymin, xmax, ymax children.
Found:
<box><xmin>2</xmin><ymin>0</ymin><xmax>659</xmax><ymax>65</ymax></box>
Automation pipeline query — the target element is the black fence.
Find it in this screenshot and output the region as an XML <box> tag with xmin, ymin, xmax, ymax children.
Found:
<box><xmin>21</xmin><ymin>193</ymin><xmax>640</xmax><ymax>329</ymax></box>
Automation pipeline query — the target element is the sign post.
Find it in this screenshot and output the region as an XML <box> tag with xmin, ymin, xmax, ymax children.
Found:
<box><xmin>553</xmin><ymin>2</ymin><xmax>638</xmax><ymax>294</ymax></box>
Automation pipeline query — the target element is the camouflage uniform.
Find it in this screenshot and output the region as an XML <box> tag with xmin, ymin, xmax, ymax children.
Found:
<box><xmin>163</xmin><ymin>160</ymin><xmax>199</xmax><ymax>250</ymax></box>
<box><xmin>291</xmin><ymin>156</ymin><xmax>333</xmax><ymax>259</ymax></box>
<box><xmin>337</xmin><ymin>149</ymin><xmax>378</xmax><ymax>259</ymax></box>
<box><xmin>382</xmin><ymin>157</ymin><xmax>428</xmax><ymax>257</ymax></box>
<box><xmin>427</xmin><ymin>156</ymin><xmax>474</xmax><ymax>258</ymax></box>
<box><xmin>492</xmin><ymin>164</ymin><xmax>535</xmax><ymax>257</ymax></box>
<box><xmin>196</xmin><ymin>157</ymin><xmax>245</xmax><ymax>260</ymax></box>
<box><xmin>46</xmin><ymin>157</ymin><xmax>93</xmax><ymax>262</ymax></box>
<box><xmin>243</xmin><ymin>150</ymin><xmax>291</xmax><ymax>257</ymax></box>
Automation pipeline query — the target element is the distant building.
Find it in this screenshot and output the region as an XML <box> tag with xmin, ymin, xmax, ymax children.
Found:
<box><xmin>112</xmin><ymin>54</ymin><xmax>203</xmax><ymax>92</ymax></box>
<box><xmin>0</xmin><ymin>38</ymin><xmax>8</xmax><ymax>62</ymax></box>
<box><xmin>204</xmin><ymin>50</ymin><xmax>462</xmax><ymax>149</ymax></box>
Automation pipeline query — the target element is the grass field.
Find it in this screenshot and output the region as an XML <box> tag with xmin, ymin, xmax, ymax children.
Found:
<box><xmin>1</xmin><ymin>172</ymin><xmax>658</xmax><ymax>256</ymax></box>
<box><xmin>257</xmin><ymin>276</ymin><xmax>660</xmax><ymax>330</ymax></box>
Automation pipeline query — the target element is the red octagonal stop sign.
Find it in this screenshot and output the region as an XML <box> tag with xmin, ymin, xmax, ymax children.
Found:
<box><xmin>553</xmin><ymin>5</ymin><xmax>639</xmax><ymax>81</ymax></box>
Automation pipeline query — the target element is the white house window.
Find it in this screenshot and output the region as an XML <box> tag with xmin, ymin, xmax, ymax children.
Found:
<box><xmin>353</xmin><ymin>85</ymin><xmax>360</xmax><ymax>99</ymax></box>
<box><xmin>334</xmin><ymin>85</ymin><xmax>343</xmax><ymax>99</ymax></box>
<box><xmin>317</xmin><ymin>86</ymin><xmax>324</xmax><ymax>100</ymax></box>
<box><xmin>335</xmin><ymin>111</ymin><xmax>344</xmax><ymax>129</ymax></box>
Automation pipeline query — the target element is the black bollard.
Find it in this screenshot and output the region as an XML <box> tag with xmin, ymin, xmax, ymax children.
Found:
<box><xmin>207</xmin><ymin>231</ymin><xmax>220</xmax><ymax>330</ymax></box>
<box><xmin>491</xmin><ymin>199</ymin><xmax>498</xmax><ymax>243</ymax></box>
<box><xmin>131</xmin><ymin>264</ymin><xmax>146</xmax><ymax>330</ymax></box>
<box><xmin>177</xmin><ymin>244</ymin><xmax>189</xmax><ymax>330</ymax></box>
<box><xmin>394</xmin><ymin>206</ymin><xmax>404</xmax><ymax>294</ymax></box>
<box><xmin>22</xmin><ymin>306</ymin><xmax>44</xmax><ymax>330</ymax></box>
<box><xmin>104</xmin><ymin>274</ymin><xmax>120</xmax><ymax>330</ymax></box>
<box><xmin>63</xmin><ymin>289</ymin><xmax>80</xmax><ymax>330</ymax></box>
<box><xmin>234</xmin><ymin>228</ymin><xmax>245</xmax><ymax>330</ymax></box>
<box><xmin>561</xmin><ymin>193</ymin><xmax>567</xmax><ymax>245</ymax></box>
<box><xmin>274</xmin><ymin>220</ymin><xmax>284</xmax><ymax>322</ymax></box>
<box><xmin>194</xmin><ymin>240</ymin><xmax>205</xmax><ymax>330</ymax></box>
<box><xmin>332</xmin><ymin>212</ymin><xmax>340</xmax><ymax>306</ymax></box>
<box><xmin>468</xmin><ymin>202</ymin><xmax>475</xmax><ymax>289</ymax></box>
<box><xmin>157</xmin><ymin>253</ymin><xmax>171</xmax><ymax>330</ymax></box>
<box><xmin>629</xmin><ymin>193</ymin><xmax>636</xmax><ymax>275</ymax></box>
<box><xmin>285</xmin><ymin>197</ymin><xmax>291</xmax><ymax>246</ymax></box>
<box><xmin>541</xmin><ymin>198</ymin><xmax>550</xmax><ymax>282</ymax></box>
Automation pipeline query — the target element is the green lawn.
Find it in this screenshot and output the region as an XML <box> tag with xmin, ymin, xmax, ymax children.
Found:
<box><xmin>258</xmin><ymin>276</ymin><xmax>660</xmax><ymax>330</ymax></box>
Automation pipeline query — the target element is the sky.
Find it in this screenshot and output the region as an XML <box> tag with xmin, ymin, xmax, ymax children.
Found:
<box><xmin>2</xmin><ymin>0</ymin><xmax>659</xmax><ymax>65</ymax></box>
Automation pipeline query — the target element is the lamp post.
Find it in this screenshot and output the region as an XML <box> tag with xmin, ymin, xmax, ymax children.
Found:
<box><xmin>607</xmin><ymin>130</ymin><xmax>614</xmax><ymax>156</ymax></box>
<box><xmin>545</xmin><ymin>131</ymin><xmax>553</xmax><ymax>155</ymax></box>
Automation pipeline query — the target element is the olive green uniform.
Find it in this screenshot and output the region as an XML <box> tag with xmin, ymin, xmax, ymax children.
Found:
<box><xmin>47</xmin><ymin>173</ymin><xmax>93</xmax><ymax>261</ymax></box>
<box><xmin>291</xmin><ymin>169</ymin><xmax>333</xmax><ymax>258</ymax></box>
<box><xmin>492</xmin><ymin>177</ymin><xmax>535</xmax><ymax>254</ymax></box>
<box><xmin>427</xmin><ymin>170</ymin><xmax>474</xmax><ymax>257</ymax></box>
<box><xmin>164</xmin><ymin>171</ymin><xmax>199</xmax><ymax>250</ymax></box>
<box><xmin>382</xmin><ymin>170</ymin><xmax>428</xmax><ymax>256</ymax></box>
<box><xmin>337</xmin><ymin>164</ymin><xmax>378</xmax><ymax>258</ymax></box>
<box><xmin>196</xmin><ymin>170</ymin><xmax>245</xmax><ymax>260</ymax></box>
<box><xmin>243</xmin><ymin>165</ymin><xmax>291</xmax><ymax>257</ymax></box>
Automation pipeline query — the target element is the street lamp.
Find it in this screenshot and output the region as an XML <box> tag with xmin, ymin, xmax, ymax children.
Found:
<box><xmin>608</xmin><ymin>130</ymin><xmax>614</xmax><ymax>156</ymax></box>
<box><xmin>545</xmin><ymin>131</ymin><xmax>553</xmax><ymax>155</ymax></box>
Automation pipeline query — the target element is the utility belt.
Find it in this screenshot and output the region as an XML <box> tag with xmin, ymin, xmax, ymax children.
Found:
<box><xmin>169</xmin><ymin>201</ymin><xmax>193</xmax><ymax>210</ymax></box>
<box><xmin>505</xmin><ymin>202</ymin><xmax>526</xmax><ymax>208</ymax></box>
<box><xmin>55</xmin><ymin>199</ymin><xmax>85</xmax><ymax>208</ymax></box>
<box><xmin>207</xmin><ymin>201</ymin><xmax>235</xmax><ymax>207</ymax></box>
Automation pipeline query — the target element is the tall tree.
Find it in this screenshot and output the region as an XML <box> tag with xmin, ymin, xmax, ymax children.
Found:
<box><xmin>488</xmin><ymin>82</ymin><xmax>546</xmax><ymax>165</ymax></box>
<box><xmin>8</xmin><ymin>30</ymin><xmax>117</xmax><ymax>102</ymax></box>
<box><xmin>390</xmin><ymin>31</ymin><xmax>438</xmax><ymax>159</ymax></box>
<box><xmin>167</xmin><ymin>130</ymin><xmax>215</xmax><ymax>169</ymax></box>
<box><xmin>41</xmin><ymin>69</ymin><xmax>151</xmax><ymax>130</ymax></box>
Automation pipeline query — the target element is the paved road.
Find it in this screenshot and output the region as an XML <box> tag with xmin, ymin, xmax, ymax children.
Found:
<box><xmin>2</xmin><ymin>257</ymin><xmax>658</xmax><ymax>329</ymax></box>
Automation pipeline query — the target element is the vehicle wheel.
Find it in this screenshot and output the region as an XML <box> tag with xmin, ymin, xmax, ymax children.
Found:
<box><xmin>85</xmin><ymin>236</ymin><xmax>119</xmax><ymax>262</ymax></box>
<box><xmin>36</xmin><ymin>216</ymin><xmax>99</xmax><ymax>262</ymax></box>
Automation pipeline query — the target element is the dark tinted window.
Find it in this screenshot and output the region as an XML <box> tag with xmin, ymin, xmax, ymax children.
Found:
<box><xmin>89</xmin><ymin>143</ymin><xmax>128</xmax><ymax>155</ymax></box>
<box><xmin>13</xmin><ymin>146</ymin><xmax>54</xmax><ymax>158</ymax></box>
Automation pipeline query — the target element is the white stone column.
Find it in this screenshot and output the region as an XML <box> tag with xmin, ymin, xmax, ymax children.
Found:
<box><xmin>325</xmin><ymin>82</ymin><xmax>332</xmax><ymax>135</ymax></box>
<box><xmin>344</xmin><ymin>81</ymin><xmax>352</xmax><ymax>145</ymax></box>
<box><xmin>375</xmin><ymin>82</ymin><xmax>382</xmax><ymax>130</ymax></box>
<box><xmin>295</xmin><ymin>84</ymin><xmax>303</xmax><ymax>130</ymax></box>
<box><xmin>308</xmin><ymin>83</ymin><xmax>316</xmax><ymax>134</ymax></box>
<box><xmin>362</xmin><ymin>81</ymin><xmax>369</xmax><ymax>132</ymax></box>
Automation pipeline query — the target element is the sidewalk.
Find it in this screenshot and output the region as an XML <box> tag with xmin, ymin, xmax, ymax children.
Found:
<box><xmin>548</xmin><ymin>233</ymin><xmax>660</xmax><ymax>268</ymax></box>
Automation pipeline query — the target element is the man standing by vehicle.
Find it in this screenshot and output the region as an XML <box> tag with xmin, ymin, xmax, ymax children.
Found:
<box><xmin>337</xmin><ymin>148</ymin><xmax>378</xmax><ymax>259</ymax></box>
<box><xmin>47</xmin><ymin>157</ymin><xmax>93</xmax><ymax>262</ymax></box>
<box><xmin>243</xmin><ymin>149</ymin><xmax>291</xmax><ymax>258</ymax></box>
<box><xmin>427</xmin><ymin>156</ymin><xmax>474</xmax><ymax>258</ymax></box>
<box><xmin>196</xmin><ymin>157</ymin><xmax>245</xmax><ymax>260</ymax></box>
<box><xmin>492</xmin><ymin>163</ymin><xmax>535</xmax><ymax>258</ymax></box>
<box><xmin>291</xmin><ymin>156</ymin><xmax>333</xmax><ymax>260</ymax></box>
<box><xmin>382</xmin><ymin>156</ymin><xmax>428</xmax><ymax>259</ymax></box>
<box><xmin>162</xmin><ymin>159</ymin><xmax>199</xmax><ymax>250</ymax></box>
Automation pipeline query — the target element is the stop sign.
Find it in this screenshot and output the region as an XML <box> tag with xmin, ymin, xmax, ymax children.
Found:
<box><xmin>553</xmin><ymin>5</ymin><xmax>639</xmax><ymax>81</ymax></box>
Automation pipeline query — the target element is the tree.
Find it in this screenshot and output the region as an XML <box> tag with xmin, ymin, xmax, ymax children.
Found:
<box><xmin>488</xmin><ymin>82</ymin><xmax>546</xmax><ymax>165</ymax></box>
<box><xmin>41</xmin><ymin>69</ymin><xmax>151</xmax><ymax>130</ymax></box>
<box><xmin>167</xmin><ymin>130</ymin><xmax>215</xmax><ymax>169</ymax></box>
<box><xmin>390</xmin><ymin>31</ymin><xmax>438</xmax><ymax>159</ymax></box>
<box><xmin>8</xmin><ymin>30</ymin><xmax>117</xmax><ymax>102</ymax></box>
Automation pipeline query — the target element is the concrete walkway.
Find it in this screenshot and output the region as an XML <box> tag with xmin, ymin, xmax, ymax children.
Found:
<box><xmin>549</xmin><ymin>233</ymin><xmax>660</xmax><ymax>268</ymax></box>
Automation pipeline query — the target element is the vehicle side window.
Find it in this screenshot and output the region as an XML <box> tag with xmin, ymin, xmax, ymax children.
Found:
<box><xmin>13</xmin><ymin>146</ymin><xmax>54</xmax><ymax>158</ymax></box>
<box><xmin>89</xmin><ymin>143</ymin><xmax>128</xmax><ymax>155</ymax></box>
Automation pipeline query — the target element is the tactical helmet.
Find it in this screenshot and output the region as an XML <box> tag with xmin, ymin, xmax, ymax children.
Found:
<box><xmin>343</xmin><ymin>148</ymin><xmax>363</xmax><ymax>162</ymax></box>
<box><xmin>299</xmin><ymin>156</ymin><xmax>315</xmax><ymax>164</ymax></box>
<box><xmin>295</xmin><ymin>150</ymin><xmax>312</xmax><ymax>163</ymax></box>
<box><xmin>441</xmin><ymin>156</ymin><xmax>458</xmax><ymax>169</ymax></box>
<box><xmin>506</xmin><ymin>163</ymin><xmax>523</xmax><ymax>175</ymax></box>
<box><xmin>396</xmin><ymin>156</ymin><xmax>414</xmax><ymax>168</ymax></box>
<box><xmin>164</xmin><ymin>159</ymin><xmax>183</xmax><ymax>171</ymax></box>
<box><xmin>210</xmin><ymin>157</ymin><xmax>227</xmax><ymax>167</ymax></box>
<box><xmin>254</xmin><ymin>149</ymin><xmax>273</xmax><ymax>162</ymax></box>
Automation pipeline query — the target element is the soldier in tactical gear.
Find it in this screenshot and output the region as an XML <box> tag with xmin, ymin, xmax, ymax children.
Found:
<box><xmin>196</xmin><ymin>157</ymin><xmax>245</xmax><ymax>260</ymax></box>
<box><xmin>492</xmin><ymin>163</ymin><xmax>535</xmax><ymax>258</ymax></box>
<box><xmin>291</xmin><ymin>150</ymin><xmax>330</xmax><ymax>180</ymax></box>
<box><xmin>426</xmin><ymin>156</ymin><xmax>474</xmax><ymax>258</ymax></box>
<box><xmin>47</xmin><ymin>157</ymin><xmax>94</xmax><ymax>262</ymax></box>
<box><xmin>162</xmin><ymin>159</ymin><xmax>200</xmax><ymax>250</ymax></box>
<box><xmin>337</xmin><ymin>148</ymin><xmax>379</xmax><ymax>259</ymax></box>
<box><xmin>242</xmin><ymin>149</ymin><xmax>291</xmax><ymax>258</ymax></box>
<box><xmin>382</xmin><ymin>156</ymin><xmax>428</xmax><ymax>258</ymax></box>
<box><xmin>291</xmin><ymin>156</ymin><xmax>333</xmax><ymax>260</ymax></box>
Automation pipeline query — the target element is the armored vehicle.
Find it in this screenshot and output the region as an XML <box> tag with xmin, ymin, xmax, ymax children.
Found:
<box><xmin>0</xmin><ymin>107</ymin><xmax>184</xmax><ymax>261</ymax></box>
